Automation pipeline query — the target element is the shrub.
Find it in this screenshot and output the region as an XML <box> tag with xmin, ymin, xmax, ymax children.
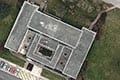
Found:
<box><xmin>0</xmin><ymin>41</ymin><xmax>3</xmax><ymax>51</ymax></box>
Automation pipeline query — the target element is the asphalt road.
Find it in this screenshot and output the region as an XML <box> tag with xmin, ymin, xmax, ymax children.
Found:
<box><xmin>0</xmin><ymin>70</ymin><xmax>21</xmax><ymax>80</ymax></box>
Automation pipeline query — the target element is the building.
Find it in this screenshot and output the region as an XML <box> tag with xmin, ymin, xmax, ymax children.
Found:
<box><xmin>4</xmin><ymin>1</ymin><xmax>96</xmax><ymax>79</ymax></box>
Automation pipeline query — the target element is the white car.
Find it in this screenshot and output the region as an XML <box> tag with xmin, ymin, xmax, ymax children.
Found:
<box><xmin>3</xmin><ymin>63</ymin><xmax>12</xmax><ymax>72</ymax></box>
<box><xmin>14</xmin><ymin>68</ymin><xmax>20</xmax><ymax>76</ymax></box>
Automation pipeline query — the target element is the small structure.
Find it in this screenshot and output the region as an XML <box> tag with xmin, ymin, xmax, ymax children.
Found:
<box><xmin>4</xmin><ymin>1</ymin><xmax>96</xmax><ymax>79</ymax></box>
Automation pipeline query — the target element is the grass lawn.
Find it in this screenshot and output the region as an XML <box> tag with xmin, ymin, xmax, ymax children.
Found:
<box><xmin>41</xmin><ymin>69</ymin><xmax>66</xmax><ymax>80</ymax></box>
<box><xmin>84</xmin><ymin>9</ymin><xmax>120</xmax><ymax>80</ymax></box>
<box><xmin>0</xmin><ymin>0</ymin><xmax>25</xmax><ymax>67</ymax></box>
<box><xmin>0</xmin><ymin>49</ymin><xmax>25</xmax><ymax>67</ymax></box>
<box><xmin>46</xmin><ymin>0</ymin><xmax>106</xmax><ymax>28</ymax></box>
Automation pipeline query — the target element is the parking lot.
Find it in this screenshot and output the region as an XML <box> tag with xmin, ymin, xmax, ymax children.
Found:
<box><xmin>0</xmin><ymin>59</ymin><xmax>38</xmax><ymax>80</ymax></box>
<box><xmin>0</xmin><ymin>58</ymin><xmax>49</xmax><ymax>80</ymax></box>
<box><xmin>0</xmin><ymin>59</ymin><xmax>20</xmax><ymax>77</ymax></box>
<box><xmin>0</xmin><ymin>70</ymin><xmax>21</xmax><ymax>80</ymax></box>
<box><xmin>0</xmin><ymin>57</ymin><xmax>50</xmax><ymax>80</ymax></box>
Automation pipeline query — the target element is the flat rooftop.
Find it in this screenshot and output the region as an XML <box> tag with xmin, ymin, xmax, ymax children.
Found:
<box><xmin>4</xmin><ymin>1</ymin><xmax>96</xmax><ymax>79</ymax></box>
<box><xmin>4</xmin><ymin>2</ymin><xmax>38</xmax><ymax>52</ymax></box>
<box><xmin>28</xmin><ymin>11</ymin><xmax>82</xmax><ymax>48</ymax></box>
<box><xmin>63</xmin><ymin>28</ymin><xmax>95</xmax><ymax>78</ymax></box>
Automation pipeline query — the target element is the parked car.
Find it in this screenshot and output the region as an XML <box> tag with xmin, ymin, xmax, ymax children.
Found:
<box><xmin>3</xmin><ymin>63</ymin><xmax>7</xmax><ymax>69</ymax></box>
<box><xmin>14</xmin><ymin>68</ymin><xmax>20</xmax><ymax>76</ymax></box>
<box><xmin>5</xmin><ymin>64</ymin><xmax>12</xmax><ymax>72</ymax></box>
<box><xmin>10</xmin><ymin>67</ymin><xmax>16</xmax><ymax>74</ymax></box>
<box><xmin>3</xmin><ymin>63</ymin><xmax>11</xmax><ymax>72</ymax></box>
<box><xmin>0</xmin><ymin>61</ymin><xmax>5</xmax><ymax>68</ymax></box>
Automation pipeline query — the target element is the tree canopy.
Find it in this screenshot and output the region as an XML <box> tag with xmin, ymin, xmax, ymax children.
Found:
<box><xmin>0</xmin><ymin>3</ymin><xmax>10</xmax><ymax>19</ymax></box>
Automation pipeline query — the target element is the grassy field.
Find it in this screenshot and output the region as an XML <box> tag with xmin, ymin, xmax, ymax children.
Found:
<box><xmin>46</xmin><ymin>0</ymin><xmax>106</xmax><ymax>28</ymax></box>
<box><xmin>41</xmin><ymin>69</ymin><xmax>66</xmax><ymax>80</ymax></box>
<box><xmin>84</xmin><ymin>9</ymin><xmax>120</xmax><ymax>80</ymax></box>
<box><xmin>0</xmin><ymin>0</ymin><xmax>25</xmax><ymax>67</ymax></box>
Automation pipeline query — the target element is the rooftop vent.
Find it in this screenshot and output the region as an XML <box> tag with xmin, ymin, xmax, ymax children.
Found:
<box><xmin>40</xmin><ymin>21</ymin><xmax>45</xmax><ymax>27</ymax></box>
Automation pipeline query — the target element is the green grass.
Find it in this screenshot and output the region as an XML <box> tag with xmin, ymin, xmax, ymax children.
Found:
<box><xmin>0</xmin><ymin>0</ymin><xmax>25</xmax><ymax>67</ymax></box>
<box><xmin>41</xmin><ymin>69</ymin><xmax>66</xmax><ymax>80</ymax></box>
<box><xmin>46</xmin><ymin>0</ymin><xmax>105</xmax><ymax>28</ymax></box>
<box><xmin>0</xmin><ymin>49</ymin><xmax>25</xmax><ymax>67</ymax></box>
<box><xmin>0</xmin><ymin>0</ymin><xmax>19</xmax><ymax>42</ymax></box>
<box><xmin>84</xmin><ymin>9</ymin><xmax>120</xmax><ymax>80</ymax></box>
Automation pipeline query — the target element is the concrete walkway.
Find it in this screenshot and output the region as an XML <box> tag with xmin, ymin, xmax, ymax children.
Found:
<box><xmin>105</xmin><ymin>6</ymin><xmax>116</xmax><ymax>12</ymax></box>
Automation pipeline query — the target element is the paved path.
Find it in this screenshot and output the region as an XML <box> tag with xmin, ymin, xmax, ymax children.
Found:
<box><xmin>103</xmin><ymin>0</ymin><xmax>120</xmax><ymax>8</ymax></box>
<box><xmin>105</xmin><ymin>6</ymin><xmax>116</xmax><ymax>12</ymax></box>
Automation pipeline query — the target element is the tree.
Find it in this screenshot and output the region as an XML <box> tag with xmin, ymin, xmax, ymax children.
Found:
<box><xmin>0</xmin><ymin>42</ymin><xmax>3</xmax><ymax>51</ymax></box>
<box><xmin>0</xmin><ymin>3</ymin><xmax>10</xmax><ymax>19</ymax></box>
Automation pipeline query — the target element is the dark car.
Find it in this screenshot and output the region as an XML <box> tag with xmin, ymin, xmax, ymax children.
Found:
<box><xmin>0</xmin><ymin>61</ymin><xmax>5</xmax><ymax>68</ymax></box>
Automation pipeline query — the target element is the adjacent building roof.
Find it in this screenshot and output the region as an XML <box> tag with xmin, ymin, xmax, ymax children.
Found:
<box><xmin>4</xmin><ymin>1</ymin><xmax>96</xmax><ymax>79</ymax></box>
<box><xmin>4</xmin><ymin>2</ymin><xmax>39</xmax><ymax>52</ymax></box>
<box><xmin>63</xmin><ymin>28</ymin><xmax>95</xmax><ymax>78</ymax></box>
<box><xmin>28</xmin><ymin>11</ymin><xmax>82</xmax><ymax>48</ymax></box>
